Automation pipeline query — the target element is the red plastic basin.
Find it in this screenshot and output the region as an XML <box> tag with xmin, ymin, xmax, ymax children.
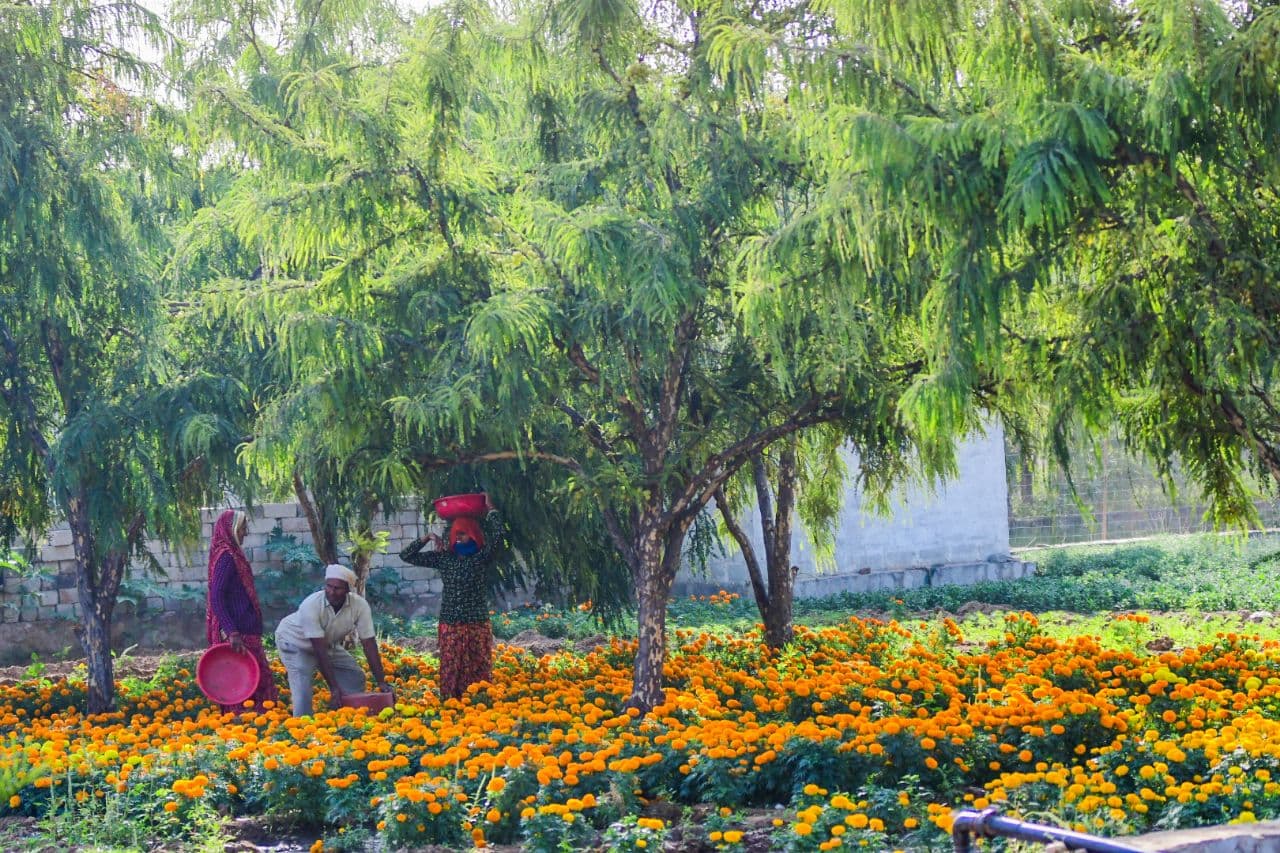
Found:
<box><xmin>196</xmin><ymin>643</ymin><xmax>261</xmax><ymax>706</ymax></box>
<box><xmin>433</xmin><ymin>493</ymin><xmax>487</xmax><ymax>520</ymax></box>
<box><xmin>341</xmin><ymin>691</ymin><xmax>395</xmax><ymax>711</ymax></box>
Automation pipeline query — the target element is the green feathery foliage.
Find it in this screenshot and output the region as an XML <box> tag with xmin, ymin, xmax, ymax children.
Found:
<box><xmin>788</xmin><ymin>0</ymin><xmax>1280</xmax><ymax>525</ymax></box>
<box><xmin>0</xmin><ymin>0</ymin><xmax>252</xmax><ymax>712</ymax></box>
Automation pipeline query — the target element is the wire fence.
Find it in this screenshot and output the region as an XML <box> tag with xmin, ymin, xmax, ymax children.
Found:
<box><xmin>1006</xmin><ymin>440</ymin><xmax>1280</xmax><ymax>548</ymax></box>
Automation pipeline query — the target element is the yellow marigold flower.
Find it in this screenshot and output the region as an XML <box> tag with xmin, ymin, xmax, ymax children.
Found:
<box><xmin>8</xmin><ymin>796</ymin><xmax>20</xmax><ymax>809</ymax></box>
<box><xmin>724</xmin><ymin>830</ymin><xmax>743</xmax><ymax>843</ymax></box>
<box><xmin>487</xmin><ymin>777</ymin><xmax>506</xmax><ymax>793</ymax></box>
<box><xmin>795</xmin><ymin>822</ymin><xmax>813</xmax><ymax>836</ymax></box>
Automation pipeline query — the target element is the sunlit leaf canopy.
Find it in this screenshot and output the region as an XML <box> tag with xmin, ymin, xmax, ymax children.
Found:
<box><xmin>0</xmin><ymin>0</ymin><xmax>249</xmax><ymax>552</ymax></box>
<box><xmin>770</xmin><ymin>0</ymin><xmax>1280</xmax><ymax>523</ymax></box>
<box><xmin>167</xmin><ymin>0</ymin><xmax>951</xmax><ymax>621</ymax></box>
<box><xmin>5</xmin><ymin>0</ymin><xmax>1280</xmax><ymax>711</ymax></box>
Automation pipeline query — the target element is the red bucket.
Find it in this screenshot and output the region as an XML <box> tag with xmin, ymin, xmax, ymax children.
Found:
<box><xmin>432</xmin><ymin>493</ymin><xmax>487</xmax><ymax>520</ymax></box>
<box><xmin>341</xmin><ymin>691</ymin><xmax>395</xmax><ymax>712</ymax></box>
<box><xmin>196</xmin><ymin>644</ymin><xmax>261</xmax><ymax>706</ymax></box>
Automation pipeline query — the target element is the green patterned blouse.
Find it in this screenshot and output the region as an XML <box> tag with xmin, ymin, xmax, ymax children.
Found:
<box><xmin>399</xmin><ymin>511</ymin><xmax>503</xmax><ymax>624</ymax></box>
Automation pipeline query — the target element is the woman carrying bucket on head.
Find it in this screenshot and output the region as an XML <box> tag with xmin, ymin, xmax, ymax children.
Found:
<box><xmin>205</xmin><ymin>509</ymin><xmax>278</xmax><ymax>713</ymax></box>
<box><xmin>400</xmin><ymin>493</ymin><xmax>505</xmax><ymax>700</ymax></box>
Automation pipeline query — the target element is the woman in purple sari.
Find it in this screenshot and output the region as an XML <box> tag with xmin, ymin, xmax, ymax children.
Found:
<box><xmin>205</xmin><ymin>509</ymin><xmax>277</xmax><ymax>713</ymax></box>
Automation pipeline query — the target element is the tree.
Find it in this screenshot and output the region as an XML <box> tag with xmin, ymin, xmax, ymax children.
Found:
<box><xmin>713</xmin><ymin>437</ymin><xmax>827</xmax><ymax>651</ymax></box>
<box><xmin>713</xmin><ymin>420</ymin><xmax>915</xmax><ymax>650</ymax></box>
<box><xmin>785</xmin><ymin>0</ymin><xmax>1280</xmax><ymax>524</ymax></box>
<box><xmin>398</xmin><ymin>0</ymin><xmax>938</xmax><ymax>709</ymax></box>
<box><xmin>173</xmin><ymin>0</ymin><xmax>637</xmax><ymax>617</ymax></box>
<box><xmin>174</xmin><ymin>0</ymin><xmax>967</xmax><ymax>713</ymax></box>
<box><xmin>0</xmin><ymin>0</ymin><xmax>248</xmax><ymax>712</ymax></box>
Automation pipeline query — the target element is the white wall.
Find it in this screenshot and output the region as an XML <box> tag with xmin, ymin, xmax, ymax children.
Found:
<box><xmin>680</xmin><ymin>425</ymin><xmax>1015</xmax><ymax>594</ymax></box>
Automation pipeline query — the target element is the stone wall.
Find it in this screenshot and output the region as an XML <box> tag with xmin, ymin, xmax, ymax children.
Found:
<box><xmin>1</xmin><ymin>427</ymin><xmax>1030</xmax><ymax>662</ymax></box>
<box><xmin>0</xmin><ymin>501</ymin><xmax>448</xmax><ymax>665</ymax></box>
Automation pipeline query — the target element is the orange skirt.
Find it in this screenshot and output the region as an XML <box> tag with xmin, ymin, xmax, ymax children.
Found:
<box><xmin>438</xmin><ymin>622</ymin><xmax>492</xmax><ymax>699</ymax></box>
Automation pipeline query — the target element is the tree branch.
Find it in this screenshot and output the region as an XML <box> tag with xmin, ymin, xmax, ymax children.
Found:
<box><xmin>751</xmin><ymin>452</ymin><xmax>775</xmax><ymax>558</ymax></box>
<box><xmin>652</xmin><ymin>312</ymin><xmax>698</xmax><ymax>469</ymax></box>
<box><xmin>668</xmin><ymin>393</ymin><xmax>842</xmax><ymax>523</ymax></box>
<box><xmin>601</xmin><ymin>506</ymin><xmax>637</xmax><ymax>573</ymax></box>
<box><xmin>551</xmin><ymin>336</ymin><xmax>649</xmax><ymax>439</ymax></box>
<box><xmin>554</xmin><ymin>399</ymin><xmax>618</xmax><ymax>458</ymax></box>
<box><xmin>1180</xmin><ymin>369</ymin><xmax>1280</xmax><ymax>488</ymax></box>
<box><xmin>1114</xmin><ymin>141</ymin><xmax>1228</xmax><ymax>260</ymax></box>
<box><xmin>552</xmin><ymin>336</ymin><xmax>600</xmax><ymax>383</ymax></box>
<box><xmin>414</xmin><ymin>449</ymin><xmax>585</xmax><ymax>472</ymax></box>
<box><xmin>715</xmin><ymin>486</ymin><xmax>768</xmax><ymax>614</ymax></box>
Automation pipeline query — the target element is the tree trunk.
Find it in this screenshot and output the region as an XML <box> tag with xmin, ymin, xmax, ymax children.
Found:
<box><xmin>67</xmin><ymin>498</ymin><xmax>118</xmax><ymax>713</ymax></box>
<box><xmin>294</xmin><ymin>470</ymin><xmax>339</xmax><ymax>564</ymax></box>
<box><xmin>714</xmin><ymin>487</ymin><xmax>768</xmax><ymax>616</ymax></box>
<box><xmin>762</xmin><ymin>440</ymin><xmax>798</xmax><ymax>648</ymax></box>
<box><xmin>736</xmin><ymin>442</ymin><xmax>799</xmax><ymax>650</ymax></box>
<box><xmin>762</xmin><ymin>562</ymin><xmax>795</xmax><ymax>649</ymax></box>
<box><xmin>352</xmin><ymin>546</ymin><xmax>372</xmax><ymax>597</ymax></box>
<box><xmin>81</xmin><ymin>591</ymin><xmax>116</xmax><ymax>714</ymax></box>
<box><xmin>629</xmin><ymin>558</ymin><xmax>671</xmax><ymax>713</ymax></box>
<box><xmin>350</xmin><ymin>495</ymin><xmax>380</xmax><ymax>597</ymax></box>
<box><xmin>626</xmin><ymin>520</ymin><xmax>689</xmax><ymax>713</ymax></box>
<box><xmin>713</xmin><ymin>446</ymin><xmax>800</xmax><ymax>651</ymax></box>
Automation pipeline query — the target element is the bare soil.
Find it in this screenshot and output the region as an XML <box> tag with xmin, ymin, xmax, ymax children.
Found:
<box><xmin>0</xmin><ymin>651</ymin><xmax>188</xmax><ymax>686</ymax></box>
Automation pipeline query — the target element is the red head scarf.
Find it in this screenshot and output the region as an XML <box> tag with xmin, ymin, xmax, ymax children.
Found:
<box><xmin>205</xmin><ymin>509</ymin><xmax>263</xmax><ymax>644</ymax></box>
<box><xmin>448</xmin><ymin>516</ymin><xmax>485</xmax><ymax>549</ymax></box>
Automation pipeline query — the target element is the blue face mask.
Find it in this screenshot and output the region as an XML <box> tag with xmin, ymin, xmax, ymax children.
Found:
<box><xmin>453</xmin><ymin>540</ymin><xmax>480</xmax><ymax>556</ymax></box>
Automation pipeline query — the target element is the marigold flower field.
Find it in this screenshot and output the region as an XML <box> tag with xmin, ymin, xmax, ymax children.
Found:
<box><xmin>3</xmin><ymin>612</ymin><xmax>1280</xmax><ymax>850</ymax></box>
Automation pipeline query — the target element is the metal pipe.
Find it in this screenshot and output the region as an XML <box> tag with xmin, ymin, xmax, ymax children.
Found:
<box><xmin>951</xmin><ymin>808</ymin><xmax>1147</xmax><ymax>853</ymax></box>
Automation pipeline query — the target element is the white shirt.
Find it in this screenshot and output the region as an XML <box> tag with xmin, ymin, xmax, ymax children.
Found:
<box><xmin>275</xmin><ymin>589</ymin><xmax>375</xmax><ymax>651</ymax></box>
